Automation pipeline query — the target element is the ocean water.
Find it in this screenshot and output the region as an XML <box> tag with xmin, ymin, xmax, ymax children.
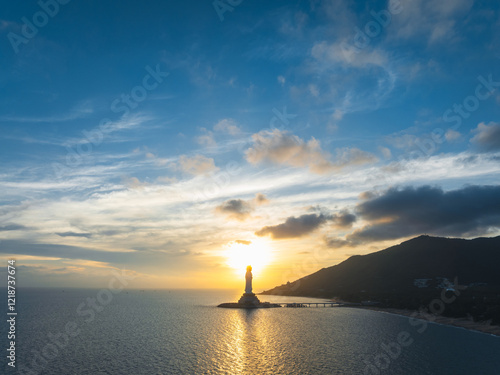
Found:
<box><xmin>1</xmin><ymin>288</ymin><xmax>500</xmax><ymax>375</ymax></box>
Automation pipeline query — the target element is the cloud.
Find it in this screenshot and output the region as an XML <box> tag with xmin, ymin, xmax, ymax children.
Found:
<box><xmin>215</xmin><ymin>193</ymin><xmax>267</xmax><ymax>221</ymax></box>
<box><xmin>215</xmin><ymin>199</ymin><xmax>253</xmax><ymax>221</ymax></box>
<box><xmin>0</xmin><ymin>102</ymin><xmax>95</xmax><ymax>124</ymax></box>
<box><xmin>378</xmin><ymin>146</ymin><xmax>392</xmax><ymax>160</ymax></box>
<box><xmin>55</xmin><ymin>232</ymin><xmax>92</xmax><ymax>239</ymax></box>
<box><xmin>325</xmin><ymin>237</ymin><xmax>354</xmax><ymax>249</ymax></box>
<box><xmin>470</xmin><ymin>122</ymin><xmax>500</xmax><ymax>152</ymax></box>
<box><xmin>178</xmin><ymin>154</ymin><xmax>218</xmax><ymax>175</ymax></box>
<box><xmin>391</xmin><ymin>0</ymin><xmax>474</xmax><ymax>44</ymax></box>
<box><xmin>348</xmin><ymin>185</ymin><xmax>500</xmax><ymax>242</ymax></box>
<box><xmin>445</xmin><ymin>129</ymin><xmax>462</xmax><ymax>142</ymax></box>
<box><xmin>279</xmin><ymin>0</ymin><xmax>399</xmax><ymax>118</ymax></box>
<box><xmin>311</xmin><ymin>41</ymin><xmax>389</xmax><ymax>68</ymax></box>
<box><xmin>196</xmin><ymin>120</ymin><xmax>241</xmax><ymax>147</ymax></box>
<box><xmin>122</xmin><ymin>176</ymin><xmax>149</xmax><ymax>189</ymax></box>
<box><xmin>157</xmin><ymin>176</ymin><xmax>178</xmax><ymax>184</ymax></box>
<box><xmin>196</xmin><ymin>128</ymin><xmax>216</xmax><ymax>147</ymax></box>
<box><xmin>255</xmin><ymin>193</ymin><xmax>269</xmax><ymax>205</ymax></box>
<box><xmin>235</xmin><ymin>240</ymin><xmax>252</xmax><ymax>245</ymax></box>
<box><xmin>0</xmin><ymin>240</ymin><xmax>133</xmax><ymax>263</ymax></box>
<box><xmin>334</xmin><ymin>148</ymin><xmax>377</xmax><ymax>168</ymax></box>
<box><xmin>307</xmin><ymin>40</ymin><xmax>396</xmax><ymax>115</ymax></box>
<box><xmin>331</xmin><ymin>211</ymin><xmax>357</xmax><ymax>228</ymax></box>
<box><xmin>0</xmin><ymin>224</ymin><xmax>28</xmax><ymax>231</ymax></box>
<box><xmin>385</xmin><ymin>132</ymin><xmax>419</xmax><ymax>149</ymax></box>
<box><xmin>214</xmin><ymin>119</ymin><xmax>241</xmax><ymax>135</ymax></box>
<box><xmin>255</xmin><ymin>213</ymin><xmax>330</xmax><ymax>239</ymax></box>
<box><xmin>245</xmin><ymin>129</ymin><xmax>375</xmax><ymax>174</ymax></box>
<box><xmin>246</xmin><ymin>129</ymin><xmax>331</xmax><ymax>173</ymax></box>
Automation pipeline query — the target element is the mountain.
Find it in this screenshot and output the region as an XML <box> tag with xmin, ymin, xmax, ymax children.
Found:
<box><xmin>262</xmin><ymin>235</ymin><xmax>500</xmax><ymax>298</ymax></box>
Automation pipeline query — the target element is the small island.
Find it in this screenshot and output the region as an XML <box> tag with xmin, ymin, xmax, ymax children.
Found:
<box><xmin>218</xmin><ymin>265</ymin><xmax>281</xmax><ymax>309</ymax></box>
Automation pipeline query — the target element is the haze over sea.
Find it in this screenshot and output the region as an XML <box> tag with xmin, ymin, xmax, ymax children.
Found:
<box><xmin>1</xmin><ymin>289</ymin><xmax>499</xmax><ymax>375</ymax></box>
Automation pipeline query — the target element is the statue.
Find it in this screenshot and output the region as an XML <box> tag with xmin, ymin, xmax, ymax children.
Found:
<box><xmin>218</xmin><ymin>264</ymin><xmax>280</xmax><ymax>308</ymax></box>
<box><xmin>245</xmin><ymin>265</ymin><xmax>253</xmax><ymax>294</ymax></box>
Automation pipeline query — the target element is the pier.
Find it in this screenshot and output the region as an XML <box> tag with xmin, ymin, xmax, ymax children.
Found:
<box><xmin>279</xmin><ymin>302</ymin><xmax>347</xmax><ymax>308</ymax></box>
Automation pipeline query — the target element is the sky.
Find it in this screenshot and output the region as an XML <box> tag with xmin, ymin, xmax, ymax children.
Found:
<box><xmin>1</xmin><ymin>0</ymin><xmax>500</xmax><ymax>290</ymax></box>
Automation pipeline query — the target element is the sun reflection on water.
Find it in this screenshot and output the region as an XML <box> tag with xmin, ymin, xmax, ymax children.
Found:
<box><xmin>215</xmin><ymin>309</ymin><xmax>288</xmax><ymax>374</ymax></box>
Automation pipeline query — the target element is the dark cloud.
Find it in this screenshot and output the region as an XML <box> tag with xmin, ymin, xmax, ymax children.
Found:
<box><xmin>56</xmin><ymin>232</ymin><xmax>92</xmax><ymax>238</ymax></box>
<box><xmin>325</xmin><ymin>238</ymin><xmax>354</xmax><ymax>248</ymax></box>
<box><xmin>235</xmin><ymin>240</ymin><xmax>251</xmax><ymax>245</ymax></box>
<box><xmin>470</xmin><ymin>122</ymin><xmax>500</xmax><ymax>152</ymax></box>
<box><xmin>348</xmin><ymin>185</ymin><xmax>500</xmax><ymax>242</ymax></box>
<box><xmin>52</xmin><ymin>267</ymin><xmax>74</xmax><ymax>273</ymax></box>
<box><xmin>0</xmin><ymin>224</ymin><xmax>28</xmax><ymax>231</ymax></box>
<box><xmin>331</xmin><ymin>211</ymin><xmax>356</xmax><ymax>228</ymax></box>
<box><xmin>215</xmin><ymin>193</ymin><xmax>268</xmax><ymax>221</ymax></box>
<box><xmin>215</xmin><ymin>199</ymin><xmax>253</xmax><ymax>221</ymax></box>
<box><xmin>256</xmin><ymin>213</ymin><xmax>329</xmax><ymax>239</ymax></box>
<box><xmin>255</xmin><ymin>208</ymin><xmax>356</xmax><ymax>240</ymax></box>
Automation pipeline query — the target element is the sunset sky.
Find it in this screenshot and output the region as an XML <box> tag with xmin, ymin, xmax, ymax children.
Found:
<box><xmin>1</xmin><ymin>0</ymin><xmax>500</xmax><ymax>290</ymax></box>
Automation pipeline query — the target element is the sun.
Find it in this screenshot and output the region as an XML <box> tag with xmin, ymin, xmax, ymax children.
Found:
<box><xmin>225</xmin><ymin>239</ymin><xmax>272</xmax><ymax>275</ymax></box>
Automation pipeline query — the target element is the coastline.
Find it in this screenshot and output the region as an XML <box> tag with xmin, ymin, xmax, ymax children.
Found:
<box><xmin>347</xmin><ymin>306</ymin><xmax>500</xmax><ymax>337</ymax></box>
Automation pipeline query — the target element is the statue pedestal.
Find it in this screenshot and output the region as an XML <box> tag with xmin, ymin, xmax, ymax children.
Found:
<box><xmin>218</xmin><ymin>293</ymin><xmax>280</xmax><ymax>308</ymax></box>
<box><xmin>238</xmin><ymin>293</ymin><xmax>261</xmax><ymax>306</ymax></box>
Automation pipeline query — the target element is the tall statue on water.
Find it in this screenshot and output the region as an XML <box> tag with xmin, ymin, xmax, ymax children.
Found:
<box><xmin>236</xmin><ymin>264</ymin><xmax>260</xmax><ymax>306</ymax></box>
<box><xmin>245</xmin><ymin>265</ymin><xmax>253</xmax><ymax>294</ymax></box>
<box><xmin>218</xmin><ymin>264</ymin><xmax>280</xmax><ymax>308</ymax></box>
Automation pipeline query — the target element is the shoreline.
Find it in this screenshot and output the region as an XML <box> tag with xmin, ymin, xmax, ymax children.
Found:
<box><xmin>347</xmin><ymin>306</ymin><xmax>500</xmax><ymax>337</ymax></box>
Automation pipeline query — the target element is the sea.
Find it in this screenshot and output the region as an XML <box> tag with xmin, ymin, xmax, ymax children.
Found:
<box><xmin>1</xmin><ymin>288</ymin><xmax>500</xmax><ymax>375</ymax></box>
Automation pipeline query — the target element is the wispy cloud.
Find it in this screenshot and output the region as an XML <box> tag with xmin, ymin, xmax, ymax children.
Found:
<box><xmin>0</xmin><ymin>102</ymin><xmax>94</xmax><ymax>123</ymax></box>
<box><xmin>177</xmin><ymin>154</ymin><xmax>218</xmax><ymax>175</ymax></box>
<box><xmin>390</xmin><ymin>0</ymin><xmax>474</xmax><ymax>44</ymax></box>
<box><xmin>214</xmin><ymin>119</ymin><xmax>242</xmax><ymax>135</ymax></box>
<box><xmin>56</xmin><ymin>231</ymin><xmax>92</xmax><ymax>239</ymax></box>
<box><xmin>0</xmin><ymin>224</ymin><xmax>28</xmax><ymax>231</ymax></box>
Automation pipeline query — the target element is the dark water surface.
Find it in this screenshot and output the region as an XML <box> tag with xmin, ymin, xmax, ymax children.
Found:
<box><xmin>1</xmin><ymin>288</ymin><xmax>500</xmax><ymax>374</ymax></box>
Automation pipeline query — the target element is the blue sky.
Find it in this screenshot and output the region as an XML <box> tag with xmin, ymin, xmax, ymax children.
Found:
<box><xmin>1</xmin><ymin>0</ymin><xmax>500</xmax><ymax>289</ymax></box>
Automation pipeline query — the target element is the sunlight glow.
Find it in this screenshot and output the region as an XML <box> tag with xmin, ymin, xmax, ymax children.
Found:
<box><xmin>225</xmin><ymin>239</ymin><xmax>273</xmax><ymax>275</ymax></box>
